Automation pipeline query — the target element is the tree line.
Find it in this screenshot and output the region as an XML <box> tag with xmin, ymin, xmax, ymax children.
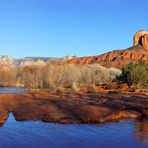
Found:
<box><xmin>0</xmin><ymin>62</ymin><xmax>121</xmax><ymax>92</ymax></box>
<box><xmin>1</xmin><ymin>60</ymin><xmax>147</xmax><ymax>92</ymax></box>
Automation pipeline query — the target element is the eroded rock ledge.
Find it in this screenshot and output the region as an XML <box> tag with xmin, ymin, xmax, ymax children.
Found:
<box><xmin>0</xmin><ymin>92</ymin><xmax>147</xmax><ymax>125</ymax></box>
<box><xmin>68</xmin><ymin>30</ymin><xmax>148</xmax><ymax>68</ymax></box>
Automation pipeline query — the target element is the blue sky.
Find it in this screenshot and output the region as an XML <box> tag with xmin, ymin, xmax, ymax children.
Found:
<box><xmin>0</xmin><ymin>0</ymin><xmax>147</xmax><ymax>58</ymax></box>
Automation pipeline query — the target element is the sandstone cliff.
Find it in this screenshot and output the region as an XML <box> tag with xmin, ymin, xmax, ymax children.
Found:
<box><xmin>69</xmin><ymin>30</ymin><xmax>148</xmax><ymax>68</ymax></box>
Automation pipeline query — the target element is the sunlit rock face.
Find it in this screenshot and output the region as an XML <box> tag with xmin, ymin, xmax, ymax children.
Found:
<box><xmin>0</xmin><ymin>92</ymin><xmax>147</xmax><ymax>125</ymax></box>
<box><xmin>133</xmin><ymin>30</ymin><xmax>148</xmax><ymax>50</ymax></box>
<box><xmin>142</xmin><ymin>34</ymin><xmax>148</xmax><ymax>50</ymax></box>
<box><xmin>69</xmin><ymin>30</ymin><xmax>148</xmax><ymax>68</ymax></box>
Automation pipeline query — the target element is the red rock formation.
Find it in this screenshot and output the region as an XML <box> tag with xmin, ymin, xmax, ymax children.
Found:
<box><xmin>69</xmin><ymin>47</ymin><xmax>148</xmax><ymax>68</ymax></box>
<box><xmin>69</xmin><ymin>30</ymin><xmax>148</xmax><ymax>68</ymax></box>
<box><xmin>133</xmin><ymin>30</ymin><xmax>148</xmax><ymax>47</ymax></box>
<box><xmin>0</xmin><ymin>92</ymin><xmax>147</xmax><ymax>125</ymax></box>
<box><xmin>142</xmin><ymin>33</ymin><xmax>148</xmax><ymax>49</ymax></box>
<box><xmin>133</xmin><ymin>30</ymin><xmax>148</xmax><ymax>50</ymax></box>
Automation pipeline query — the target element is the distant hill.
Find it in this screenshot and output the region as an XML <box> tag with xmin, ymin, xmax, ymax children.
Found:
<box><xmin>17</xmin><ymin>57</ymin><xmax>61</xmax><ymax>66</ymax></box>
<box><xmin>0</xmin><ymin>55</ymin><xmax>16</xmax><ymax>67</ymax></box>
<box><xmin>1</xmin><ymin>30</ymin><xmax>148</xmax><ymax>68</ymax></box>
<box><xmin>69</xmin><ymin>30</ymin><xmax>148</xmax><ymax>68</ymax></box>
<box><xmin>0</xmin><ymin>55</ymin><xmax>74</xmax><ymax>67</ymax></box>
<box><xmin>0</xmin><ymin>56</ymin><xmax>62</xmax><ymax>67</ymax></box>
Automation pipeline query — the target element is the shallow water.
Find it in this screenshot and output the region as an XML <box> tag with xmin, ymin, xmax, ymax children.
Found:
<box><xmin>0</xmin><ymin>114</ymin><xmax>147</xmax><ymax>148</ymax></box>
<box><xmin>0</xmin><ymin>87</ymin><xmax>147</xmax><ymax>148</ymax></box>
<box><xmin>0</xmin><ymin>87</ymin><xmax>27</xmax><ymax>94</ymax></box>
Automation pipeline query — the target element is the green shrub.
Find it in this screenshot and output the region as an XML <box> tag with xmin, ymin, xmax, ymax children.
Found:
<box><xmin>117</xmin><ymin>60</ymin><xmax>148</xmax><ymax>87</ymax></box>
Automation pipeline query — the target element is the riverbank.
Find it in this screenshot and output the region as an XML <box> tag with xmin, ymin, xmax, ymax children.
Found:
<box><xmin>0</xmin><ymin>91</ymin><xmax>147</xmax><ymax>126</ymax></box>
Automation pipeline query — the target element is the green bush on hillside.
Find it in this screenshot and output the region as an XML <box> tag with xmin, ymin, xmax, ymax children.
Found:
<box><xmin>117</xmin><ymin>60</ymin><xmax>148</xmax><ymax>87</ymax></box>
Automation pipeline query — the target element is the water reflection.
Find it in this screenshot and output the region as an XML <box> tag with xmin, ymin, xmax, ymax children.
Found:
<box><xmin>135</xmin><ymin>120</ymin><xmax>148</xmax><ymax>144</ymax></box>
<box><xmin>0</xmin><ymin>114</ymin><xmax>147</xmax><ymax>148</ymax></box>
<box><xmin>0</xmin><ymin>87</ymin><xmax>147</xmax><ymax>148</ymax></box>
<box><xmin>0</xmin><ymin>87</ymin><xmax>27</xmax><ymax>94</ymax></box>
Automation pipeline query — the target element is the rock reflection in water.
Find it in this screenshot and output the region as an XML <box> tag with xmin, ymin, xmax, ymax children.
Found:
<box><xmin>135</xmin><ymin>120</ymin><xmax>148</xmax><ymax>144</ymax></box>
<box><xmin>0</xmin><ymin>114</ymin><xmax>147</xmax><ymax>148</ymax></box>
